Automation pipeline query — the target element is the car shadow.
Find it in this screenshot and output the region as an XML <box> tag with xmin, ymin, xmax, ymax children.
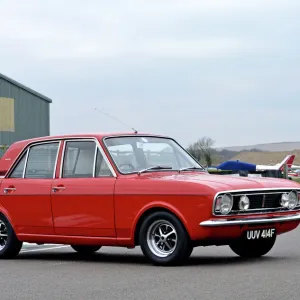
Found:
<box><xmin>15</xmin><ymin>249</ymin><xmax>289</xmax><ymax>267</ymax></box>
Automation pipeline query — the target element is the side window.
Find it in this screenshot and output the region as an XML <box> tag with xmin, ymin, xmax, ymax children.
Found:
<box><xmin>62</xmin><ymin>141</ymin><xmax>96</xmax><ymax>178</ymax></box>
<box><xmin>25</xmin><ymin>142</ymin><xmax>60</xmax><ymax>179</ymax></box>
<box><xmin>9</xmin><ymin>152</ymin><xmax>27</xmax><ymax>178</ymax></box>
<box><xmin>95</xmin><ymin>149</ymin><xmax>113</xmax><ymax>177</ymax></box>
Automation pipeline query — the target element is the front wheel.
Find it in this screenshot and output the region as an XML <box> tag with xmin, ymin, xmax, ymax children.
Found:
<box><xmin>139</xmin><ymin>211</ymin><xmax>191</xmax><ymax>265</ymax></box>
<box><xmin>71</xmin><ymin>245</ymin><xmax>101</xmax><ymax>255</ymax></box>
<box><xmin>229</xmin><ymin>236</ymin><xmax>276</xmax><ymax>258</ymax></box>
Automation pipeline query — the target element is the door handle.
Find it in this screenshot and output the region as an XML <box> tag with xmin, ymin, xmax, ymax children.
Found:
<box><xmin>4</xmin><ymin>187</ymin><xmax>16</xmax><ymax>194</ymax></box>
<box><xmin>52</xmin><ymin>186</ymin><xmax>65</xmax><ymax>192</ymax></box>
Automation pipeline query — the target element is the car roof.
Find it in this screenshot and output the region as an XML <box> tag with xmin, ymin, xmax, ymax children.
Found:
<box><xmin>10</xmin><ymin>132</ymin><xmax>169</xmax><ymax>147</ymax></box>
<box><xmin>0</xmin><ymin>132</ymin><xmax>170</xmax><ymax>176</ymax></box>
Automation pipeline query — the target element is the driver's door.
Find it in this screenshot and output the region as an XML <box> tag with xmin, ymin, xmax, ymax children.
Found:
<box><xmin>51</xmin><ymin>139</ymin><xmax>116</xmax><ymax>237</ymax></box>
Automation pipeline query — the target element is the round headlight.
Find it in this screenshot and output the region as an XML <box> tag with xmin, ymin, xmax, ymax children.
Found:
<box><xmin>239</xmin><ymin>195</ymin><xmax>250</xmax><ymax>211</ymax></box>
<box><xmin>216</xmin><ymin>194</ymin><xmax>233</xmax><ymax>215</ymax></box>
<box><xmin>280</xmin><ymin>193</ymin><xmax>289</xmax><ymax>208</ymax></box>
<box><xmin>288</xmin><ymin>191</ymin><xmax>298</xmax><ymax>209</ymax></box>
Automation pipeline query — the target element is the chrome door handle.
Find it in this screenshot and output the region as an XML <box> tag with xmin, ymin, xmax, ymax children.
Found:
<box><xmin>4</xmin><ymin>187</ymin><xmax>16</xmax><ymax>194</ymax></box>
<box><xmin>52</xmin><ymin>186</ymin><xmax>65</xmax><ymax>192</ymax></box>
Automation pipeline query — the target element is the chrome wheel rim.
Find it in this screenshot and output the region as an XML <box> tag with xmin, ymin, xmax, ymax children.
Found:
<box><xmin>0</xmin><ymin>220</ymin><xmax>8</xmax><ymax>251</ymax></box>
<box><xmin>146</xmin><ymin>220</ymin><xmax>177</xmax><ymax>258</ymax></box>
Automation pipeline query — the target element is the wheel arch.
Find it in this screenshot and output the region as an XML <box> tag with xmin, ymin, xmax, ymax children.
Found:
<box><xmin>133</xmin><ymin>204</ymin><xmax>191</xmax><ymax>246</ymax></box>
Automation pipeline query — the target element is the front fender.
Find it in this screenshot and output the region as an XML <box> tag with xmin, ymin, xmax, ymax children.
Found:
<box><xmin>130</xmin><ymin>201</ymin><xmax>191</xmax><ymax>243</ymax></box>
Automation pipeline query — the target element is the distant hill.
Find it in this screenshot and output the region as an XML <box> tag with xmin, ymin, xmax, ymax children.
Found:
<box><xmin>217</xmin><ymin>141</ymin><xmax>300</xmax><ymax>152</ymax></box>
<box><xmin>231</xmin><ymin>150</ymin><xmax>300</xmax><ymax>165</ymax></box>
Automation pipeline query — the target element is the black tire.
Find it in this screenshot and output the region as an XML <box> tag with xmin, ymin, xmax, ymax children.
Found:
<box><xmin>71</xmin><ymin>245</ymin><xmax>101</xmax><ymax>255</ymax></box>
<box><xmin>0</xmin><ymin>215</ymin><xmax>23</xmax><ymax>259</ymax></box>
<box><xmin>138</xmin><ymin>211</ymin><xmax>191</xmax><ymax>266</ymax></box>
<box><xmin>229</xmin><ymin>236</ymin><xmax>276</xmax><ymax>258</ymax></box>
<box><xmin>184</xmin><ymin>243</ymin><xmax>194</xmax><ymax>260</ymax></box>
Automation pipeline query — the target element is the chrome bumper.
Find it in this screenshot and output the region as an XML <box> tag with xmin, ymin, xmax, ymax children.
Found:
<box><xmin>200</xmin><ymin>213</ymin><xmax>300</xmax><ymax>227</ymax></box>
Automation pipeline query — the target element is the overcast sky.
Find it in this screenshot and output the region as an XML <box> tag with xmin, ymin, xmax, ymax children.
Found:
<box><xmin>1</xmin><ymin>0</ymin><xmax>299</xmax><ymax>148</ymax></box>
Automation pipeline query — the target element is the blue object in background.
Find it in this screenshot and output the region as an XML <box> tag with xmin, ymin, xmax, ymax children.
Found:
<box><xmin>216</xmin><ymin>160</ymin><xmax>256</xmax><ymax>171</ymax></box>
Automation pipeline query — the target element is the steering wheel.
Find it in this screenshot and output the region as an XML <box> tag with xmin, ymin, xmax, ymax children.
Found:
<box><xmin>119</xmin><ymin>163</ymin><xmax>135</xmax><ymax>173</ymax></box>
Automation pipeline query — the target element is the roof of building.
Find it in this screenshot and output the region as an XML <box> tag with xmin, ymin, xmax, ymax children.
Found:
<box><xmin>0</xmin><ymin>73</ymin><xmax>52</xmax><ymax>103</ymax></box>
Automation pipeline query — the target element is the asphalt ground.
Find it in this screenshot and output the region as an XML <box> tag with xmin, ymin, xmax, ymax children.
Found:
<box><xmin>1</xmin><ymin>227</ymin><xmax>300</xmax><ymax>300</ymax></box>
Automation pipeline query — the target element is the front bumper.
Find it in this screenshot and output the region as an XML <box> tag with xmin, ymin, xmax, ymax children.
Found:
<box><xmin>200</xmin><ymin>213</ymin><xmax>300</xmax><ymax>227</ymax></box>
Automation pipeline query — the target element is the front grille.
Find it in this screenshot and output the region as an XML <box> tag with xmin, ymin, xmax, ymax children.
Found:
<box><xmin>215</xmin><ymin>189</ymin><xmax>300</xmax><ymax>215</ymax></box>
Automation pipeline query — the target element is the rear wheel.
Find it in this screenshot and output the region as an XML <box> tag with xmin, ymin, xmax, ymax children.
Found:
<box><xmin>139</xmin><ymin>211</ymin><xmax>191</xmax><ymax>265</ymax></box>
<box><xmin>71</xmin><ymin>245</ymin><xmax>101</xmax><ymax>255</ymax></box>
<box><xmin>0</xmin><ymin>215</ymin><xmax>23</xmax><ymax>259</ymax></box>
<box><xmin>229</xmin><ymin>236</ymin><xmax>276</xmax><ymax>258</ymax></box>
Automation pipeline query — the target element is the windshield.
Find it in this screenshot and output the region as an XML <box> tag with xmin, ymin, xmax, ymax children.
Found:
<box><xmin>103</xmin><ymin>136</ymin><xmax>206</xmax><ymax>174</ymax></box>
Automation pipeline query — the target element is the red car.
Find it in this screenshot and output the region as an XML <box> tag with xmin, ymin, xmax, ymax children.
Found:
<box><xmin>0</xmin><ymin>132</ymin><xmax>300</xmax><ymax>265</ymax></box>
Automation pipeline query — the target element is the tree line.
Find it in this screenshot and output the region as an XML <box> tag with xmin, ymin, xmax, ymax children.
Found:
<box><xmin>186</xmin><ymin>137</ymin><xmax>217</xmax><ymax>167</ymax></box>
<box><xmin>185</xmin><ymin>137</ymin><xmax>263</xmax><ymax>167</ymax></box>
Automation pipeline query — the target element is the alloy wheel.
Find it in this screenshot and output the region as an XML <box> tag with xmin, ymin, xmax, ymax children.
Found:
<box><xmin>0</xmin><ymin>220</ymin><xmax>8</xmax><ymax>251</ymax></box>
<box><xmin>146</xmin><ymin>220</ymin><xmax>178</xmax><ymax>258</ymax></box>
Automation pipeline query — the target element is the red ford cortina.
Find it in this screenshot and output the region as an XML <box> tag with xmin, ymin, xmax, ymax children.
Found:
<box><xmin>0</xmin><ymin>133</ymin><xmax>300</xmax><ymax>265</ymax></box>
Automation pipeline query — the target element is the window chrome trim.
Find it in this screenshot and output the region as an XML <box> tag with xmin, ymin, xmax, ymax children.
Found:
<box><xmin>58</xmin><ymin>138</ymin><xmax>117</xmax><ymax>179</ymax></box>
<box><xmin>92</xmin><ymin>143</ymin><xmax>97</xmax><ymax>178</ymax></box>
<box><xmin>7</xmin><ymin>140</ymin><xmax>61</xmax><ymax>179</ymax></box>
<box><xmin>22</xmin><ymin>149</ymin><xmax>30</xmax><ymax>178</ymax></box>
<box><xmin>212</xmin><ymin>188</ymin><xmax>300</xmax><ymax>216</ymax></box>
<box><xmin>59</xmin><ymin>141</ymin><xmax>67</xmax><ymax>178</ymax></box>
<box><xmin>53</xmin><ymin>142</ymin><xmax>61</xmax><ymax>179</ymax></box>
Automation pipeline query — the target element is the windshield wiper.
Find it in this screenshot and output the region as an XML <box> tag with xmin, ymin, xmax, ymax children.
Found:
<box><xmin>178</xmin><ymin>167</ymin><xmax>205</xmax><ymax>173</ymax></box>
<box><xmin>137</xmin><ymin>165</ymin><xmax>172</xmax><ymax>175</ymax></box>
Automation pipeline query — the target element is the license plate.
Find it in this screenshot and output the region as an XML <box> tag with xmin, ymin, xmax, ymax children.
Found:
<box><xmin>245</xmin><ymin>228</ymin><xmax>276</xmax><ymax>240</ymax></box>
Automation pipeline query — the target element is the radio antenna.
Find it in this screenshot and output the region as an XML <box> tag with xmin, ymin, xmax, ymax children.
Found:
<box><xmin>94</xmin><ymin>108</ymin><xmax>138</xmax><ymax>133</ymax></box>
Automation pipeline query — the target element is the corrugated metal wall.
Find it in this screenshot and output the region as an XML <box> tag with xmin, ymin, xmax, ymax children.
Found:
<box><xmin>0</xmin><ymin>75</ymin><xmax>51</xmax><ymax>147</ymax></box>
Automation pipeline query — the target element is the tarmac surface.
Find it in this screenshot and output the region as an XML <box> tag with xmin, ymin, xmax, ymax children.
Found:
<box><xmin>1</xmin><ymin>227</ymin><xmax>300</xmax><ymax>300</ymax></box>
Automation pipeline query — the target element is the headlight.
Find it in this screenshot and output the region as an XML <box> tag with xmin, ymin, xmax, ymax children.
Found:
<box><xmin>215</xmin><ymin>194</ymin><xmax>233</xmax><ymax>215</ymax></box>
<box><xmin>239</xmin><ymin>195</ymin><xmax>250</xmax><ymax>211</ymax></box>
<box><xmin>281</xmin><ymin>191</ymin><xmax>298</xmax><ymax>209</ymax></box>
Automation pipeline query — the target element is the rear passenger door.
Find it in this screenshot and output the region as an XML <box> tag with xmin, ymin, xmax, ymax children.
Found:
<box><xmin>51</xmin><ymin>139</ymin><xmax>117</xmax><ymax>237</ymax></box>
<box><xmin>0</xmin><ymin>141</ymin><xmax>60</xmax><ymax>235</ymax></box>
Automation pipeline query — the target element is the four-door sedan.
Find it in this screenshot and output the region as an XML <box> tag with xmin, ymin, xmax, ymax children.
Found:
<box><xmin>0</xmin><ymin>132</ymin><xmax>300</xmax><ymax>265</ymax></box>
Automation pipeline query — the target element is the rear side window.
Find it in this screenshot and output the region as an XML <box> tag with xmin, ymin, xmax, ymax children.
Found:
<box><xmin>25</xmin><ymin>143</ymin><xmax>59</xmax><ymax>178</ymax></box>
<box><xmin>9</xmin><ymin>142</ymin><xmax>60</xmax><ymax>179</ymax></box>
